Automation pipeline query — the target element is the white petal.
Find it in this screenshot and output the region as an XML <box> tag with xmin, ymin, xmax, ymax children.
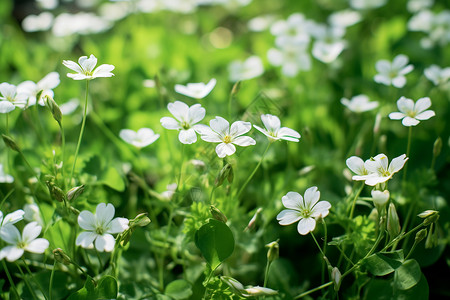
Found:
<box><xmin>107</xmin><ymin>217</ymin><xmax>129</xmax><ymax>234</ymax></box>
<box><xmin>2</xmin><ymin>210</ymin><xmax>24</xmax><ymax>226</ymax></box>
<box><xmin>397</xmin><ymin>97</ymin><xmax>414</xmax><ymax>114</ymax></box>
<box><xmin>297</xmin><ymin>217</ymin><xmax>316</xmax><ymax>235</ymax></box>
<box><xmin>67</xmin><ymin>73</ymin><xmax>89</xmax><ymax>80</ymax></box>
<box><xmin>38</xmin><ymin>72</ymin><xmax>60</xmax><ymax>90</ymax></box>
<box><xmin>96</xmin><ymin>203</ymin><xmax>115</xmax><ymax>227</ymax></box>
<box><xmin>62</xmin><ymin>60</ymin><xmax>82</xmax><ymax>73</ymax></box>
<box><xmin>78</xmin><ymin>210</ymin><xmax>96</xmax><ymax>231</ymax></box>
<box><xmin>232</xmin><ymin>136</ymin><xmax>256</xmax><ymax>147</ymax></box>
<box><xmin>392</xmin><ymin>54</ymin><xmax>408</xmax><ymax>69</ymax></box>
<box><xmin>0</xmin><ymin>101</ymin><xmax>16</xmax><ymax>113</ymax></box>
<box><xmin>402</xmin><ymin>117</ymin><xmax>419</xmax><ymax>126</ymax></box>
<box><xmin>392</xmin><ymin>76</ymin><xmax>406</xmax><ymax>88</ymax></box>
<box><xmin>398</xmin><ymin>64</ymin><xmax>413</xmax><ymax>76</ymax></box>
<box><xmin>276</xmin><ymin>209</ymin><xmax>302</xmax><ymax>225</ymax></box>
<box><xmin>160</xmin><ymin>117</ymin><xmax>181</xmax><ymax>130</ymax></box>
<box><xmin>303</xmin><ymin>186</ymin><xmax>320</xmax><ymax>208</ymax></box>
<box><xmin>364</xmin><ymin>176</ymin><xmax>388</xmax><ymax>186</ymax></box>
<box><xmin>414</xmin><ymin>97</ymin><xmax>431</xmax><ymax>114</ymax></box>
<box><xmin>375</xmin><ymin>60</ymin><xmax>390</xmax><ymax>73</ymax></box>
<box><xmin>230</xmin><ymin>121</ymin><xmax>252</xmax><ymax>137</ymax></box>
<box><xmin>281</xmin><ymin>192</ymin><xmax>303</xmax><ymax>210</ymax></box>
<box><xmin>80</xmin><ymin>55</ymin><xmax>97</xmax><ymax>72</ymax></box>
<box><xmin>215</xmin><ymin>143</ymin><xmax>236</xmax><ymax>158</ymax></box>
<box><xmin>187</xmin><ymin>104</ymin><xmax>205</xmax><ymax>124</ymax></box>
<box><xmin>210</xmin><ymin>117</ymin><xmax>229</xmax><ymax>136</ymax></box>
<box><xmin>389</xmin><ymin>112</ymin><xmax>406</xmax><ymax>120</ymax></box>
<box><xmin>174</xmin><ymin>84</ymin><xmax>190</xmax><ymax>97</ymax></box>
<box><xmin>311</xmin><ymin>201</ymin><xmax>331</xmax><ymax>218</ymax></box>
<box><xmin>0</xmin><ymin>224</ymin><xmax>21</xmax><ymax>244</ymax></box>
<box><xmin>278</xmin><ymin>127</ymin><xmax>300</xmax><ymax>141</ymax></box>
<box><xmin>119</xmin><ymin>129</ymin><xmax>137</xmax><ymax>144</ymax></box>
<box><xmin>2</xmin><ymin>246</ymin><xmax>24</xmax><ymax>262</ymax></box>
<box><xmin>25</xmin><ymin>238</ymin><xmax>49</xmax><ymax>253</ymax></box>
<box><xmin>76</xmin><ymin>231</ymin><xmax>97</xmax><ymax>248</ymax></box>
<box><xmin>92</xmin><ymin>64</ymin><xmax>115</xmax><ymax>78</ymax></box>
<box><xmin>168</xmin><ymin>101</ymin><xmax>189</xmax><ymax>122</ymax></box>
<box><xmin>261</xmin><ymin>114</ymin><xmax>280</xmax><ymax>131</ymax></box>
<box><xmin>22</xmin><ymin>222</ymin><xmax>42</xmax><ymax>243</ymax></box>
<box><xmin>197</xmin><ymin>125</ymin><xmax>223</xmax><ymax>143</ymax></box>
<box><xmin>346</xmin><ymin>156</ymin><xmax>366</xmax><ymax>175</ymax></box>
<box><xmin>178</xmin><ymin>128</ymin><xmax>197</xmax><ymax>144</ymax></box>
<box><xmin>374</xmin><ymin>74</ymin><xmax>391</xmax><ymax>86</ymax></box>
<box><xmin>415</xmin><ymin>110</ymin><xmax>435</xmax><ymax>120</ymax></box>
<box><xmin>95</xmin><ymin>234</ymin><xmax>115</xmax><ymax>252</ymax></box>
<box><xmin>389</xmin><ymin>154</ymin><xmax>408</xmax><ymax>173</ymax></box>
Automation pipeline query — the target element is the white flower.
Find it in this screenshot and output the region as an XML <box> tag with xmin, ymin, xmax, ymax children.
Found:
<box><xmin>407</xmin><ymin>0</ymin><xmax>434</xmax><ymax>13</ymax></box>
<box><xmin>328</xmin><ymin>10</ymin><xmax>362</xmax><ymax>28</ymax></box>
<box><xmin>0</xmin><ymin>83</ymin><xmax>28</xmax><ymax>113</ymax></box>
<box><xmin>161</xmin><ymin>183</ymin><xmax>177</xmax><ymax>200</ymax></box>
<box><xmin>253</xmin><ymin>114</ymin><xmax>300</xmax><ymax>142</ymax></box>
<box><xmin>270</xmin><ymin>13</ymin><xmax>311</xmax><ymax>45</ymax></box>
<box><xmin>389</xmin><ymin>96</ymin><xmax>435</xmax><ymax>126</ymax></box>
<box><xmin>120</xmin><ymin>128</ymin><xmax>160</xmax><ymax>148</ymax></box>
<box><xmin>372</xmin><ymin>190</ymin><xmax>390</xmax><ymax>209</ymax></box>
<box><xmin>228</xmin><ymin>56</ymin><xmax>264</xmax><ymax>82</ymax></box>
<box><xmin>309</xmin><ymin>24</ymin><xmax>346</xmax><ymax>64</ymax></box>
<box><xmin>174</xmin><ymin>78</ymin><xmax>216</xmax><ymax>99</ymax></box>
<box><xmin>0</xmin><ymin>210</ymin><xmax>24</xmax><ymax>230</ymax></box>
<box><xmin>17</xmin><ymin>72</ymin><xmax>60</xmax><ymax>106</ymax></box>
<box><xmin>0</xmin><ymin>164</ymin><xmax>14</xmax><ymax>183</ymax></box>
<box><xmin>346</xmin><ymin>156</ymin><xmax>371</xmax><ymax>181</ymax></box>
<box><xmin>277</xmin><ymin>187</ymin><xmax>331</xmax><ymax>235</ymax></box>
<box><xmin>424</xmin><ymin>65</ymin><xmax>450</xmax><ymax>86</ymax></box>
<box><xmin>160</xmin><ymin>101</ymin><xmax>205</xmax><ymax>144</ymax></box>
<box><xmin>63</xmin><ymin>54</ymin><xmax>115</xmax><ymax>80</ymax></box>
<box><xmin>374</xmin><ymin>54</ymin><xmax>414</xmax><ymax>88</ymax></box>
<box><xmin>23</xmin><ymin>203</ymin><xmax>44</xmax><ymax>226</ymax></box>
<box><xmin>0</xmin><ymin>222</ymin><xmax>49</xmax><ymax>262</ymax></box>
<box><xmin>364</xmin><ymin>154</ymin><xmax>408</xmax><ymax>186</ymax></box>
<box><xmin>267</xmin><ymin>39</ymin><xmax>311</xmax><ymax>77</ymax></box>
<box><xmin>22</xmin><ymin>12</ymin><xmax>54</xmax><ymax>32</ymax></box>
<box><xmin>350</xmin><ymin>0</ymin><xmax>387</xmax><ymax>10</ymax></box>
<box><xmin>197</xmin><ymin>116</ymin><xmax>256</xmax><ymax>158</ymax></box>
<box><xmin>341</xmin><ymin>94</ymin><xmax>379</xmax><ymax>113</ymax></box>
<box><xmin>76</xmin><ymin>203</ymin><xmax>129</xmax><ymax>252</ymax></box>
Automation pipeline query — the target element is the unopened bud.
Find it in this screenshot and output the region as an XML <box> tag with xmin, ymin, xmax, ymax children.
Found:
<box><xmin>423</xmin><ymin>213</ymin><xmax>439</xmax><ymax>226</ymax></box>
<box><xmin>210</xmin><ymin>205</ymin><xmax>227</xmax><ymax>223</ymax></box>
<box><xmin>69</xmin><ymin>206</ymin><xmax>80</xmax><ymax>215</ymax></box>
<box><xmin>243</xmin><ymin>286</ymin><xmax>278</xmax><ymax>297</ymax></box>
<box><xmin>215</xmin><ymin>163</ymin><xmax>233</xmax><ymax>187</ymax></box>
<box><xmin>425</xmin><ymin>224</ymin><xmax>438</xmax><ymax>249</ymax></box>
<box><xmin>265</xmin><ymin>240</ymin><xmax>279</xmax><ymax>263</ymax></box>
<box><xmin>372</xmin><ymin>190</ymin><xmax>390</xmax><ymax>213</ymax></box>
<box><xmin>387</xmin><ymin>203</ymin><xmax>401</xmax><ymax>239</ymax></box>
<box><xmin>2</xmin><ymin>134</ymin><xmax>20</xmax><ymax>152</ymax></box>
<box><xmin>67</xmin><ymin>185</ymin><xmax>85</xmax><ymax>202</ymax></box>
<box><xmin>130</xmin><ymin>213</ymin><xmax>151</xmax><ymax>227</ymax></box>
<box><xmin>221</xmin><ymin>276</ymin><xmax>245</xmax><ymax>296</ymax></box>
<box><xmin>53</xmin><ymin>248</ymin><xmax>71</xmax><ymax>265</ymax></box>
<box><xmin>231</xmin><ymin>81</ymin><xmax>241</xmax><ymax>96</ymax></box>
<box><xmin>433</xmin><ymin>137</ymin><xmax>442</xmax><ymax>158</ymax></box>
<box><xmin>418</xmin><ymin>210</ymin><xmax>438</xmax><ymax>218</ymax></box>
<box><xmin>45</xmin><ymin>95</ymin><xmax>62</xmax><ymax>125</ymax></box>
<box><xmin>120</xmin><ymin>228</ymin><xmax>133</xmax><ymax>247</ymax></box>
<box><xmin>415</xmin><ymin>229</ymin><xmax>427</xmax><ymax>244</ymax></box>
<box><xmin>332</xmin><ymin>267</ymin><xmax>342</xmax><ymax>291</ymax></box>
<box><xmin>46</xmin><ymin>181</ymin><xmax>65</xmax><ymax>202</ymax></box>
<box><xmin>246</xmin><ymin>208</ymin><xmax>262</xmax><ymax>231</ymax></box>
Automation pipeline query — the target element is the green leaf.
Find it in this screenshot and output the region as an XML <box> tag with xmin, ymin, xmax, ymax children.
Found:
<box><xmin>393</xmin><ymin>259</ymin><xmax>422</xmax><ymax>290</ymax></box>
<box><xmin>97</xmin><ymin>275</ymin><xmax>118</xmax><ymax>299</ymax></box>
<box><xmin>363</xmin><ymin>278</ymin><xmax>393</xmax><ymax>300</ymax></box>
<box><xmin>101</xmin><ymin>166</ymin><xmax>125</xmax><ymax>192</ymax></box>
<box><xmin>165</xmin><ymin>279</ymin><xmax>193</xmax><ymax>299</ymax></box>
<box><xmin>394</xmin><ymin>274</ymin><xmax>429</xmax><ymax>300</ymax></box>
<box><xmin>67</xmin><ymin>276</ymin><xmax>97</xmax><ymax>300</ymax></box>
<box><xmin>194</xmin><ymin>219</ymin><xmax>235</xmax><ymax>270</ymax></box>
<box><xmin>362</xmin><ymin>250</ymin><xmax>404</xmax><ymax>276</ymax></box>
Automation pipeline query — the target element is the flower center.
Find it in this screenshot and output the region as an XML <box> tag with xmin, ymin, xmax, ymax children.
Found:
<box><xmin>223</xmin><ymin>135</ymin><xmax>232</xmax><ymax>143</ymax></box>
<box><xmin>301</xmin><ymin>209</ymin><xmax>311</xmax><ymax>218</ymax></box>
<box><xmin>181</xmin><ymin>121</ymin><xmax>190</xmax><ymax>130</ymax></box>
<box><xmin>95</xmin><ymin>227</ymin><xmax>105</xmax><ymax>235</ymax></box>
<box><xmin>17</xmin><ymin>241</ymin><xmax>27</xmax><ymax>249</ymax></box>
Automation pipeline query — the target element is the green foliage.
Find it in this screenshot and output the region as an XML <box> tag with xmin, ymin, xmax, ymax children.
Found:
<box><xmin>165</xmin><ymin>279</ymin><xmax>193</xmax><ymax>300</ymax></box>
<box><xmin>67</xmin><ymin>275</ymin><xmax>118</xmax><ymax>300</ymax></box>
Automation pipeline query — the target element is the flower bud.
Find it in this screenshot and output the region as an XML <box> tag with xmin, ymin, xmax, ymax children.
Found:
<box><xmin>119</xmin><ymin>228</ymin><xmax>133</xmax><ymax>247</ymax></box>
<box><xmin>67</xmin><ymin>185</ymin><xmax>85</xmax><ymax>202</ymax></box>
<box><xmin>210</xmin><ymin>205</ymin><xmax>227</xmax><ymax>223</ymax></box>
<box><xmin>221</xmin><ymin>276</ymin><xmax>245</xmax><ymax>296</ymax></box>
<box><xmin>2</xmin><ymin>134</ymin><xmax>20</xmax><ymax>152</ymax></box>
<box><xmin>130</xmin><ymin>213</ymin><xmax>151</xmax><ymax>227</ymax></box>
<box><xmin>215</xmin><ymin>163</ymin><xmax>233</xmax><ymax>187</ymax></box>
<box><xmin>245</xmin><ymin>208</ymin><xmax>262</xmax><ymax>231</ymax></box>
<box><xmin>46</xmin><ymin>181</ymin><xmax>65</xmax><ymax>203</ymax></box>
<box><xmin>44</xmin><ymin>95</ymin><xmax>62</xmax><ymax>125</ymax></box>
<box><xmin>425</xmin><ymin>224</ymin><xmax>438</xmax><ymax>249</ymax></box>
<box><xmin>265</xmin><ymin>240</ymin><xmax>279</xmax><ymax>263</ymax></box>
<box><xmin>415</xmin><ymin>229</ymin><xmax>427</xmax><ymax>244</ymax></box>
<box><xmin>417</xmin><ymin>210</ymin><xmax>438</xmax><ymax>218</ymax></box>
<box><xmin>243</xmin><ymin>286</ymin><xmax>278</xmax><ymax>297</ymax></box>
<box><xmin>53</xmin><ymin>248</ymin><xmax>71</xmax><ymax>265</ymax></box>
<box><xmin>69</xmin><ymin>206</ymin><xmax>80</xmax><ymax>215</ymax></box>
<box><xmin>423</xmin><ymin>213</ymin><xmax>439</xmax><ymax>226</ymax></box>
<box><xmin>231</xmin><ymin>81</ymin><xmax>241</xmax><ymax>96</ymax></box>
<box><xmin>387</xmin><ymin>203</ymin><xmax>401</xmax><ymax>239</ymax></box>
<box><xmin>332</xmin><ymin>267</ymin><xmax>342</xmax><ymax>291</ymax></box>
<box><xmin>372</xmin><ymin>190</ymin><xmax>390</xmax><ymax>213</ymax></box>
<box><xmin>433</xmin><ymin>137</ymin><xmax>442</xmax><ymax>158</ymax></box>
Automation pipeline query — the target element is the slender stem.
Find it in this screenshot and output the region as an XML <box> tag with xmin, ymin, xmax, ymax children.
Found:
<box><xmin>70</xmin><ymin>80</ymin><xmax>90</xmax><ymax>186</ymax></box>
<box><xmin>381</xmin><ymin>222</ymin><xmax>424</xmax><ymax>252</ymax></box>
<box><xmin>6</xmin><ymin>113</ymin><xmax>9</xmax><ymax>134</ymax></box>
<box><xmin>2</xmin><ymin>260</ymin><xmax>20</xmax><ymax>299</ymax></box>
<box><xmin>16</xmin><ymin>263</ymin><xmax>38</xmax><ymax>300</ymax></box>
<box><xmin>59</xmin><ymin>123</ymin><xmax>66</xmax><ymax>189</ymax></box>
<box><xmin>0</xmin><ymin>188</ymin><xmax>15</xmax><ymax>210</ymax></box>
<box><xmin>177</xmin><ymin>144</ymin><xmax>185</xmax><ymax>193</ymax></box>
<box><xmin>294</xmin><ymin>281</ymin><xmax>333</xmax><ymax>299</ymax></box>
<box><xmin>22</xmin><ymin>258</ymin><xmax>49</xmax><ymax>300</ymax></box>
<box><xmin>49</xmin><ymin>260</ymin><xmax>56</xmax><ymax>300</ymax></box>
<box><xmin>18</xmin><ymin>151</ymin><xmax>47</xmax><ymax>192</ymax></box>
<box><xmin>94</xmin><ymin>248</ymin><xmax>104</xmax><ymax>271</ymax></box>
<box><xmin>236</xmin><ymin>142</ymin><xmax>271</xmax><ymax>199</ymax></box>
<box><xmin>349</xmin><ymin>183</ymin><xmax>364</xmax><ymax>220</ymax></box>
<box><xmin>405</xmin><ymin>240</ymin><xmax>418</xmax><ymax>261</ymax></box>
<box><xmin>310</xmin><ymin>232</ymin><xmax>326</xmax><ymax>258</ymax></box>
<box><xmin>203</xmin><ymin>266</ymin><xmax>217</xmax><ymax>299</ymax></box>
<box><xmin>402</xmin><ymin>126</ymin><xmax>413</xmax><ymax>184</ymax></box>
<box><xmin>263</xmin><ymin>260</ymin><xmax>271</xmax><ymax>287</ymax></box>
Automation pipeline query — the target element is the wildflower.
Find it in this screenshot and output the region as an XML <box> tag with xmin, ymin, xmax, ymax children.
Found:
<box><xmin>76</xmin><ymin>203</ymin><xmax>129</xmax><ymax>252</ymax></box>
<box><xmin>374</xmin><ymin>54</ymin><xmax>414</xmax><ymax>88</ymax></box>
<box><xmin>424</xmin><ymin>65</ymin><xmax>450</xmax><ymax>86</ymax></box>
<box><xmin>389</xmin><ymin>96</ymin><xmax>435</xmax><ymax>126</ymax></box>
<box><xmin>346</xmin><ymin>156</ymin><xmax>371</xmax><ymax>181</ymax></box>
<box><xmin>364</xmin><ymin>154</ymin><xmax>408</xmax><ymax>186</ymax></box>
<box><xmin>174</xmin><ymin>78</ymin><xmax>216</xmax><ymax>99</ymax></box>
<box><xmin>277</xmin><ymin>187</ymin><xmax>331</xmax><ymax>235</ymax></box>
<box><xmin>119</xmin><ymin>128</ymin><xmax>160</xmax><ymax>148</ymax></box>
<box><xmin>408</xmin><ymin>10</ymin><xmax>450</xmax><ymax>48</ymax></box>
<box><xmin>161</xmin><ymin>183</ymin><xmax>177</xmax><ymax>200</ymax></box>
<box><xmin>197</xmin><ymin>116</ymin><xmax>256</xmax><ymax>158</ymax></box>
<box><xmin>267</xmin><ymin>38</ymin><xmax>311</xmax><ymax>76</ymax></box>
<box><xmin>63</xmin><ymin>54</ymin><xmax>115</xmax><ymax>80</ymax></box>
<box><xmin>253</xmin><ymin>114</ymin><xmax>300</xmax><ymax>142</ymax></box>
<box><xmin>407</xmin><ymin>0</ymin><xmax>434</xmax><ymax>13</ymax></box>
<box><xmin>23</xmin><ymin>203</ymin><xmax>44</xmax><ymax>226</ymax></box>
<box><xmin>0</xmin><ymin>222</ymin><xmax>49</xmax><ymax>262</ymax></box>
<box><xmin>0</xmin><ymin>209</ymin><xmax>24</xmax><ymax>230</ymax></box>
<box><xmin>270</xmin><ymin>13</ymin><xmax>311</xmax><ymax>45</ymax></box>
<box><xmin>372</xmin><ymin>190</ymin><xmax>390</xmax><ymax>212</ymax></box>
<box><xmin>0</xmin><ymin>164</ymin><xmax>14</xmax><ymax>183</ymax></box>
<box><xmin>341</xmin><ymin>94</ymin><xmax>379</xmax><ymax>113</ymax></box>
<box><xmin>328</xmin><ymin>10</ymin><xmax>362</xmax><ymax>28</ymax></box>
<box><xmin>160</xmin><ymin>101</ymin><xmax>205</xmax><ymax>144</ymax></box>
<box><xmin>228</xmin><ymin>56</ymin><xmax>264</xmax><ymax>82</ymax></box>
<box><xmin>0</xmin><ymin>83</ymin><xmax>28</xmax><ymax>113</ymax></box>
<box><xmin>350</xmin><ymin>0</ymin><xmax>387</xmax><ymax>10</ymax></box>
<box><xmin>22</xmin><ymin>12</ymin><xmax>54</xmax><ymax>32</ymax></box>
<box><xmin>309</xmin><ymin>24</ymin><xmax>346</xmax><ymax>64</ymax></box>
<box><xmin>17</xmin><ymin>72</ymin><xmax>60</xmax><ymax>106</ymax></box>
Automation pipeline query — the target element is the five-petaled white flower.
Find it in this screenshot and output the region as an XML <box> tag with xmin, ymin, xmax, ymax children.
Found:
<box><xmin>174</xmin><ymin>78</ymin><xmax>216</xmax><ymax>99</ymax></box>
<box><xmin>63</xmin><ymin>54</ymin><xmax>115</xmax><ymax>80</ymax></box>
<box><xmin>346</xmin><ymin>156</ymin><xmax>371</xmax><ymax>181</ymax></box>
<box><xmin>0</xmin><ymin>222</ymin><xmax>49</xmax><ymax>262</ymax></box>
<box><xmin>76</xmin><ymin>203</ymin><xmax>129</xmax><ymax>252</ymax></box>
<box><xmin>253</xmin><ymin>114</ymin><xmax>300</xmax><ymax>142</ymax></box>
<box><xmin>363</xmin><ymin>154</ymin><xmax>408</xmax><ymax>186</ymax></box>
<box><xmin>374</xmin><ymin>54</ymin><xmax>414</xmax><ymax>88</ymax></box>
<box><xmin>17</xmin><ymin>72</ymin><xmax>60</xmax><ymax>106</ymax></box>
<box><xmin>0</xmin><ymin>83</ymin><xmax>28</xmax><ymax>113</ymax></box>
<box><xmin>228</xmin><ymin>56</ymin><xmax>264</xmax><ymax>82</ymax></box>
<box><xmin>160</xmin><ymin>101</ymin><xmax>205</xmax><ymax>144</ymax></box>
<box><xmin>120</xmin><ymin>128</ymin><xmax>160</xmax><ymax>148</ymax></box>
<box><xmin>424</xmin><ymin>65</ymin><xmax>450</xmax><ymax>86</ymax></box>
<box><xmin>389</xmin><ymin>96</ymin><xmax>435</xmax><ymax>126</ymax></box>
<box><xmin>197</xmin><ymin>116</ymin><xmax>256</xmax><ymax>158</ymax></box>
<box><xmin>277</xmin><ymin>187</ymin><xmax>331</xmax><ymax>235</ymax></box>
<box><xmin>341</xmin><ymin>94</ymin><xmax>379</xmax><ymax>113</ymax></box>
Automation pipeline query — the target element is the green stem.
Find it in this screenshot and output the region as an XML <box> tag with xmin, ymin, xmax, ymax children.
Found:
<box><xmin>18</xmin><ymin>151</ymin><xmax>47</xmax><ymax>192</ymax></box>
<box><xmin>0</xmin><ymin>188</ymin><xmax>15</xmax><ymax>210</ymax></box>
<box><xmin>236</xmin><ymin>142</ymin><xmax>271</xmax><ymax>199</ymax></box>
<box><xmin>22</xmin><ymin>258</ymin><xmax>49</xmax><ymax>300</ymax></box>
<box><xmin>381</xmin><ymin>222</ymin><xmax>424</xmax><ymax>252</ymax></box>
<box><xmin>263</xmin><ymin>260</ymin><xmax>271</xmax><ymax>287</ymax></box>
<box><xmin>203</xmin><ymin>266</ymin><xmax>217</xmax><ymax>299</ymax></box>
<box><xmin>59</xmin><ymin>123</ymin><xmax>66</xmax><ymax>189</ymax></box>
<box><xmin>402</xmin><ymin>126</ymin><xmax>413</xmax><ymax>184</ymax></box>
<box><xmin>94</xmin><ymin>248</ymin><xmax>104</xmax><ymax>271</ymax></box>
<box><xmin>70</xmin><ymin>80</ymin><xmax>90</xmax><ymax>186</ymax></box>
<box><xmin>349</xmin><ymin>183</ymin><xmax>364</xmax><ymax>220</ymax></box>
<box><xmin>310</xmin><ymin>232</ymin><xmax>326</xmax><ymax>259</ymax></box>
<box><xmin>49</xmin><ymin>260</ymin><xmax>56</xmax><ymax>300</ymax></box>
<box><xmin>294</xmin><ymin>281</ymin><xmax>333</xmax><ymax>299</ymax></box>
<box><xmin>405</xmin><ymin>240</ymin><xmax>418</xmax><ymax>261</ymax></box>
<box><xmin>2</xmin><ymin>260</ymin><xmax>20</xmax><ymax>299</ymax></box>
<box><xmin>177</xmin><ymin>144</ymin><xmax>185</xmax><ymax>193</ymax></box>
<box><xmin>16</xmin><ymin>263</ymin><xmax>38</xmax><ymax>300</ymax></box>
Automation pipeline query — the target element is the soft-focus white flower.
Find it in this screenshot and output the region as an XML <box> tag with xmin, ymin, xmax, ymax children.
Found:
<box><xmin>228</xmin><ymin>56</ymin><xmax>264</xmax><ymax>82</ymax></box>
<box><xmin>63</xmin><ymin>54</ymin><xmax>115</xmax><ymax>80</ymax></box>
<box><xmin>17</xmin><ymin>72</ymin><xmax>60</xmax><ymax>106</ymax></box>
<box><xmin>407</xmin><ymin>0</ymin><xmax>434</xmax><ymax>13</ymax></box>
<box><xmin>350</xmin><ymin>0</ymin><xmax>387</xmax><ymax>10</ymax></box>
<box><xmin>424</xmin><ymin>65</ymin><xmax>450</xmax><ymax>86</ymax></box>
<box><xmin>253</xmin><ymin>114</ymin><xmax>300</xmax><ymax>142</ymax></box>
<box><xmin>0</xmin><ymin>83</ymin><xmax>28</xmax><ymax>113</ymax></box>
<box><xmin>389</xmin><ymin>96</ymin><xmax>435</xmax><ymax>126</ymax></box>
<box><xmin>197</xmin><ymin>116</ymin><xmax>256</xmax><ymax>158</ymax></box>
<box><xmin>0</xmin><ymin>164</ymin><xmax>14</xmax><ymax>183</ymax></box>
<box><xmin>328</xmin><ymin>10</ymin><xmax>362</xmax><ymax>28</ymax></box>
<box><xmin>0</xmin><ymin>210</ymin><xmax>24</xmax><ymax>231</ymax></box>
<box><xmin>270</xmin><ymin>13</ymin><xmax>311</xmax><ymax>45</ymax></box>
<box><xmin>174</xmin><ymin>78</ymin><xmax>216</xmax><ymax>99</ymax></box>
<box><xmin>37</xmin><ymin>0</ymin><xmax>58</xmax><ymax>9</ymax></box>
<box><xmin>374</xmin><ymin>54</ymin><xmax>414</xmax><ymax>88</ymax></box>
<box><xmin>76</xmin><ymin>203</ymin><xmax>129</xmax><ymax>252</ymax></box>
<box><xmin>277</xmin><ymin>187</ymin><xmax>331</xmax><ymax>235</ymax></box>
<box><xmin>0</xmin><ymin>222</ymin><xmax>49</xmax><ymax>262</ymax></box>
<box><xmin>23</xmin><ymin>203</ymin><xmax>44</xmax><ymax>226</ymax></box>
<box><xmin>346</xmin><ymin>156</ymin><xmax>371</xmax><ymax>181</ymax></box>
<box><xmin>160</xmin><ymin>101</ymin><xmax>205</xmax><ymax>144</ymax></box>
<box><xmin>267</xmin><ymin>39</ymin><xmax>311</xmax><ymax>76</ymax></box>
<box><xmin>408</xmin><ymin>10</ymin><xmax>450</xmax><ymax>48</ymax></box>
<box><xmin>52</xmin><ymin>12</ymin><xmax>111</xmax><ymax>37</ymax></box>
<box><xmin>161</xmin><ymin>183</ymin><xmax>177</xmax><ymax>200</ymax></box>
<box><xmin>309</xmin><ymin>23</ymin><xmax>346</xmax><ymax>63</ymax></box>
<box><xmin>341</xmin><ymin>94</ymin><xmax>379</xmax><ymax>113</ymax></box>
<box><xmin>248</xmin><ymin>15</ymin><xmax>277</xmax><ymax>32</ymax></box>
<box><xmin>364</xmin><ymin>154</ymin><xmax>408</xmax><ymax>186</ymax></box>
<box><xmin>22</xmin><ymin>12</ymin><xmax>54</xmax><ymax>32</ymax></box>
<box><xmin>60</xmin><ymin>98</ymin><xmax>80</xmax><ymax>115</ymax></box>
<box><xmin>120</xmin><ymin>128</ymin><xmax>160</xmax><ymax>148</ymax></box>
